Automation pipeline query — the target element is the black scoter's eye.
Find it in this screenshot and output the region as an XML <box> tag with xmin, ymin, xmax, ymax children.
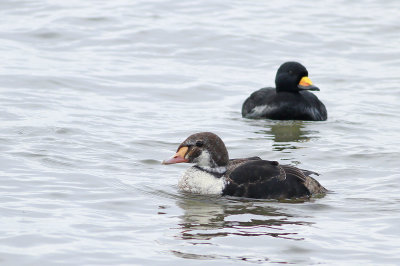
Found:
<box><xmin>195</xmin><ymin>140</ymin><xmax>204</xmax><ymax>147</ymax></box>
<box><xmin>288</xmin><ymin>70</ymin><xmax>293</xmax><ymax>75</ymax></box>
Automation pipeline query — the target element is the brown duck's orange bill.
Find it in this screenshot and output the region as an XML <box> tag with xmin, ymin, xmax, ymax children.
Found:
<box><xmin>162</xmin><ymin>146</ymin><xmax>189</xmax><ymax>165</ymax></box>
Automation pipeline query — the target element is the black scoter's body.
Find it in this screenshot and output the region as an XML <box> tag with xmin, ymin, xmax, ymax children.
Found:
<box><xmin>242</xmin><ymin>62</ymin><xmax>327</xmax><ymax>121</ymax></box>
<box><xmin>242</xmin><ymin>87</ymin><xmax>327</xmax><ymax>121</ymax></box>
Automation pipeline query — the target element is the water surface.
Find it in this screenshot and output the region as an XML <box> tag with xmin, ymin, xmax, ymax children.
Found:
<box><xmin>1</xmin><ymin>0</ymin><xmax>400</xmax><ymax>265</ymax></box>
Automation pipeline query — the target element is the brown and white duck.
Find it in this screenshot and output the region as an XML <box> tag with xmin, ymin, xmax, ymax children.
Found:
<box><xmin>162</xmin><ymin>132</ymin><xmax>327</xmax><ymax>199</ymax></box>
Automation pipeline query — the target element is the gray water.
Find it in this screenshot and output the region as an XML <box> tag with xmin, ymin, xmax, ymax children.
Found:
<box><xmin>1</xmin><ymin>0</ymin><xmax>400</xmax><ymax>265</ymax></box>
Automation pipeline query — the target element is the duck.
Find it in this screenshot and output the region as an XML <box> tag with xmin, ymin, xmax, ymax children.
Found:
<box><xmin>242</xmin><ymin>61</ymin><xmax>327</xmax><ymax>121</ymax></box>
<box><xmin>162</xmin><ymin>132</ymin><xmax>327</xmax><ymax>199</ymax></box>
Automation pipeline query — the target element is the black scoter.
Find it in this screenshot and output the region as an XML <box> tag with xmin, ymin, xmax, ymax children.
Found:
<box><xmin>242</xmin><ymin>61</ymin><xmax>327</xmax><ymax>121</ymax></box>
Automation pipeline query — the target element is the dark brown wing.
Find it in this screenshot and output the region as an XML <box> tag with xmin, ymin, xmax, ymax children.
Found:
<box><xmin>283</xmin><ymin>165</ymin><xmax>327</xmax><ymax>194</ymax></box>
<box><xmin>223</xmin><ymin>160</ymin><xmax>310</xmax><ymax>199</ymax></box>
<box><xmin>281</xmin><ymin>165</ymin><xmax>307</xmax><ymax>182</ymax></box>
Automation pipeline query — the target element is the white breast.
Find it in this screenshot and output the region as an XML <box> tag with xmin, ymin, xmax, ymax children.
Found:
<box><xmin>178</xmin><ymin>167</ymin><xmax>226</xmax><ymax>195</ymax></box>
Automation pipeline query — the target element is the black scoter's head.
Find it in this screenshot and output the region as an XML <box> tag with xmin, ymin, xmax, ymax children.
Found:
<box><xmin>162</xmin><ymin>132</ymin><xmax>229</xmax><ymax>168</ymax></box>
<box><xmin>275</xmin><ymin>61</ymin><xmax>320</xmax><ymax>93</ymax></box>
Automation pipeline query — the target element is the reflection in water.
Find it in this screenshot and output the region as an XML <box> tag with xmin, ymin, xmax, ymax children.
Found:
<box><xmin>254</xmin><ymin>121</ymin><xmax>319</xmax><ymax>152</ymax></box>
<box><xmin>175</xmin><ymin>194</ymin><xmax>311</xmax><ymax>242</ymax></box>
<box><xmin>169</xmin><ymin>194</ymin><xmax>313</xmax><ymax>262</ymax></box>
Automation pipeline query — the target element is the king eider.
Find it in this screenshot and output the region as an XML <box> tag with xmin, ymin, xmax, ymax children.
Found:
<box><xmin>162</xmin><ymin>132</ymin><xmax>327</xmax><ymax>199</ymax></box>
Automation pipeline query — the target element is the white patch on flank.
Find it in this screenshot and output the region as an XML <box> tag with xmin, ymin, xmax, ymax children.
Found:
<box><xmin>248</xmin><ymin>105</ymin><xmax>275</xmax><ymax>118</ymax></box>
<box><xmin>178</xmin><ymin>167</ymin><xmax>226</xmax><ymax>195</ymax></box>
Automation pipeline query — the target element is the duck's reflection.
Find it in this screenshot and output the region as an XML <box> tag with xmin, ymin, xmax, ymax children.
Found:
<box><xmin>175</xmin><ymin>193</ymin><xmax>311</xmax><ymax>241</ymax></box>
<box><xmin>254</xmin><ymin>121</ymin><xmax>318</xmax><ymax>152</ymax></box>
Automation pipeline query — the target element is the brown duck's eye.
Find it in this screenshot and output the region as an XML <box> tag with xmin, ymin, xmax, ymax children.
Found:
<box><xmin>195</xmin><ymin>140</ymin><xmax>204</xmax><ymax>147</ymax></box>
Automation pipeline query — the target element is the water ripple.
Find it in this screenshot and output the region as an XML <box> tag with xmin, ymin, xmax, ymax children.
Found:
<box><xmin>1</xmin><ymin>0</ymin><xmax>400</xmax><ymax>265</ymax></box>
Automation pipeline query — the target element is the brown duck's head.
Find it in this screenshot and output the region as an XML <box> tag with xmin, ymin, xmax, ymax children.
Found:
<box><xmin>162</xmin><ymin>132</ymin><xmax>229</xmax><ymax>168</ymax></box>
